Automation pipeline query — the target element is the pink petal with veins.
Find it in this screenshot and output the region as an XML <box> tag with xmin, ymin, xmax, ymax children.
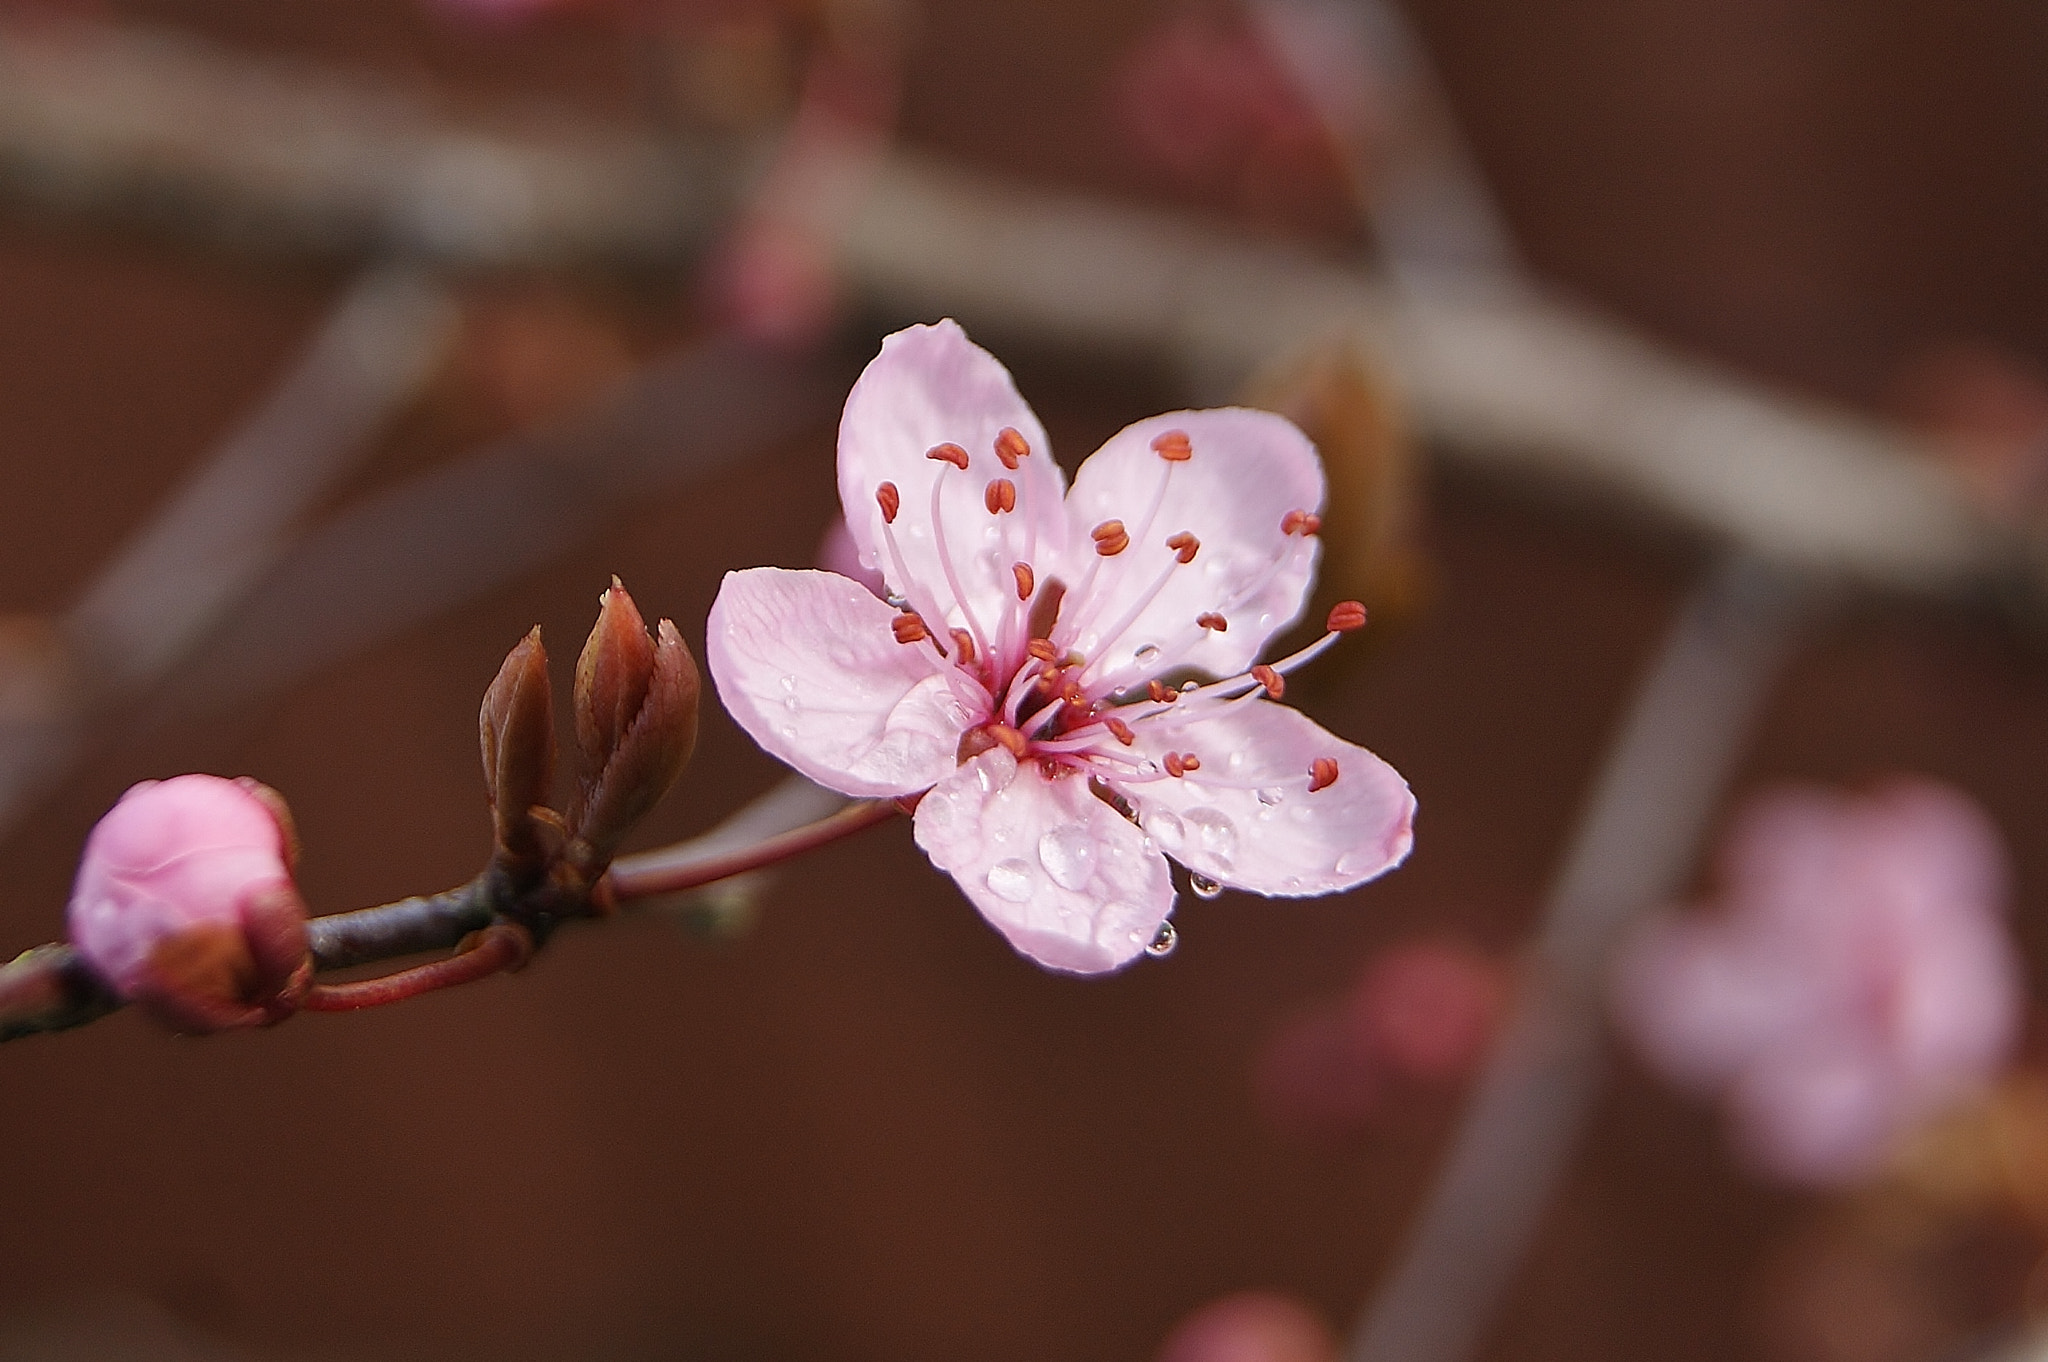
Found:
<box><xmin>1059</xmin><ymin>409</ymin><xmax>1324</xmax><ymax>682</ymax></box>
<box><xmin>837</xmin><ymin>321</ymin><xmax>1069</xmax><ymax>634</ymax></box>
<box><xmin>913</xmin><ymin>749</ymin><xmax>1177</xmax><ymax>973</ymax></box>
<box><xmin>1122</xmin><ymin>701</ymin><xmax>1412</xmax><ymax>895</ymax></box>
<box><xmin>706</xmin><ymin>568</ymin><xmax>975</xmax><ymax>798</ymax></box>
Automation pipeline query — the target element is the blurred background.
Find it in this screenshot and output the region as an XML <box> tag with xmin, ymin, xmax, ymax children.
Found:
<box><xmin>2</xmin><ymin>2</ymin><xmax>2048</xmax><ymax>1361</ymax></box>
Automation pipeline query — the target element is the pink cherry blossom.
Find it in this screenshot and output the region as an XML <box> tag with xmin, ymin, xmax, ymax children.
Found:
<box><xmin>707</xmin><ymin>321</ymin><xmax>1415</xmax><ymax>973</ymax></box>
<box><xmin>67</xmin><ymin>774</ymin><xmax>309</xmax><ymax>1033</ymax></box>
<box><xmin>1614</xmin><ymin>779</ymin><xmax>2022</xmax><ymax>1186</ymax></box>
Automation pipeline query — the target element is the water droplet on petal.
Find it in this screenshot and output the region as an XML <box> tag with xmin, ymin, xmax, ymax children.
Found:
<box><xmin>1227</xmin><ymin>751</ymin><xmax>1245</xmax><ymax>772</ymax></box>
<box><xmin>1038</xmin><ymin>825</ymin><xmax>1096</xmax><ymax>890</ymax></box>
<box><xmin>1145</xmin><ymin>920</ymin><xmax>1179</xmax><ymax>957</ymax></box>
<box><xmin>1189</xmin><ymin>873</ymin><xmax>1224</xmax><ymax>900</ymax></box>
<box><xmin>1134</xmin><ymin>644</ymin><xmax>1160</xmax><ymax>665</ymax></box>
<box><xmin>1147</xmin><ymin>810</ymin><xmax>1185</xmax><ymax>850</ymax></box>
<box><xmin>1255</xmin><ymin>787</ymin><xmax>1285</xmax><ymax>806</ymax></box>
<box><xmin>1335</xmin><ymin>850</ymin><xmax>1375</xmax><ymax>877</ymax></box>
<box><xmin>1182</xmin><ymin>807</ymin><xmax>1238</xmax><ymax>868</ymax></box>
<box><xmin>779</xmin><ymin>674</ymin><xmax>797</xmax><ymax>694</ymax></box>
<box><xmin>976</xmin><ymin>748</ymin><xmax>1019</xmax><ymax>795</ymax></box>
<box><xmin>1181</xmin><ymin>680</ymin><xmax>1199</xmax><ymax>692</ymax></box>
<box><xmin>886</xmin><ymin>592</ymin><xmax>908</xmax><ymax>609</ymax></box>
<box><xmin>986</xmin><ymin>859</ymin><xmax>1037</xmax><ymax>902</ymax></box>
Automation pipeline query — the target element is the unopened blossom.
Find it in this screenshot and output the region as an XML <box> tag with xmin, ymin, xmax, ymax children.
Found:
<box><xmin>67</xmin><ymin>774</ymin><xmax>310</xmax><ymax>1033</ymax></box>
<box><xmin>708</xmin><ymin>321</ymin><xmax>1414</xmax><ymax>973</ymax></box>
<box><xmin>1614</xmin><ymin>779</ymin><xmax>2022</xmax><ymax>1186</ymax></box>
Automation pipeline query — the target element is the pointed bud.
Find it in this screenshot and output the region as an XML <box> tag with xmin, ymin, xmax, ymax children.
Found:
<box><xmin>66</xmin><ymin>775</ymin><xmax>311</xmax><ymax>1034</ymax></box>
<box><xmin>570</xmin><ymin>581</ymin><xmax>700</xmax><ymax>869</ymax></box>
<box><xmin>480</xmin><ymin>626</ymin><xmax>556</xmax><ymax>876</ymax></box>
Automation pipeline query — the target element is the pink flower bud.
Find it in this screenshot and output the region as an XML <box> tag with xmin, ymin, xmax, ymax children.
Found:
<box><xmin>1156</xmin><ymin>1291</ymin><xmax>1339</xmax><ymax>1362</ymax></box>
<box><xmin>67</xmin><ymin>775</ymin><xmax>309</xmax><ymax>1034</ymax></box>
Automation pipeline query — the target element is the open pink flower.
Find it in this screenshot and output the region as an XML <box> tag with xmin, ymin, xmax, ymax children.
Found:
<box><xmin>1614</xmin><ymin>779</ymin><xmax>2022</xmax><ymax>1186</ymax></box>
<box><xmin>707</xmin><ymin>321</ymin><xmax>1414</xmax><ymax>973</ymax></box>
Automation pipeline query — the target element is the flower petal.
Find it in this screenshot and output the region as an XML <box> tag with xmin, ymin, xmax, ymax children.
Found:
<box><xmin>1119</xmin><ymin>700</ymin><xmax>1412</xmax><ymax>895</ymax></box>
<box><xmin>706</xmin><ymin>568</ymin><xmax>975</xmax><ymax>798</ymax></box>
<box><xmin>838</xmin><ymin>321</ymin><xmax>1070</xmax><ymax>640</ymax></box>
<box><xmin>1057</xmin><ymin>408</ymin><xmax>1323</xmax><ymax>684</ymax></box>
<box><xmin>913</xmin><ymin>749</ymin><xmax>1176</xmax><ymax>974</ymax></box>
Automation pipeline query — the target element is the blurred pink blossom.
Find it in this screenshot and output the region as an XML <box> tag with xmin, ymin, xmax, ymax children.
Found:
<box><xmin>67</xmin><ymin>775</ymin><xmax>309</xmax><ymax>1034</ymax></box>
<box><xmin>1258</xmin><ymin>938</ymin><xmax>1506</xmax><ymax>1138</ymax></box>
<box><xmin>1156</xmin><ymin>1290</ymin><xmax>1339</xmax><ymax>1362</ymax></box>
<box><xmin>707</xmin><ymin>321</ymin><xmax>1414</xmax><ymax>973</ymax></box>
<box><xmin>1614</xmin><ymin>779</ymin><xmax>2023</xmax><ymax>1186</ymax></box>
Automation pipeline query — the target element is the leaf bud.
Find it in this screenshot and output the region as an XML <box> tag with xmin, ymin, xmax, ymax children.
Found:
<box><xmin>569</xmin><ymin>580</ymin><xmax>700</xmax><ymax>869</ymax></box>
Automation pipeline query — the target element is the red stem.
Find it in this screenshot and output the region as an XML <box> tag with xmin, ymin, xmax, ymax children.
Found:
<box><xmin>300</xmin><ymin>923</ymin><xmax>531</xmax><ymax>1012</ymax></box>
<box><xmin>601</xmin><ymin>798</ymin><xmax>900</xmax><ymax>903</ymax></box>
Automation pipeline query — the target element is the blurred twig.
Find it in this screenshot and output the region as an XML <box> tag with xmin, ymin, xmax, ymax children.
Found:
<box><xmin>1347</xmin><ymin>556</ymin><xmax>1810</xmax><ymax>1362</ymax></box>
<box><xmin>0</xmin><ymin>16</ymin><xmax>2003</xmax><ymax>602</ymax></box>
<box><xmin>0</xmin><ymin>265</ymin><xmax>455</xmax><ymax>835</ymax></box>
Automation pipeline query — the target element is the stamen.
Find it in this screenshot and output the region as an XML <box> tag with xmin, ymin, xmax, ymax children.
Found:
<box><xmin>994</xmin><ymin>427</ymin><xmax>1030</xmax><ymax>469</ymax></box>
<box><xmin>1196</xmin><ymin>612</ymin><xmax>1228</xmax><ymax>632</ymax></box>
<box><xmin>1102</xmin><ymin>716</ymin><xmax>1135</xmax><ymax>745</ymax></box>
<box><xmin>985</xmin><ymin>478</ymin><xmax>1017</xmax><ymax>514</ymax></box>
<box><xmin>1327</xmin><ymin>600</ymin><xmax>1368</xmax><ymax>632</ymax></box>
<box><xmin>1027</xmin><ymin>638</ymin><xmax>1059</xmax><ymax>663</ymax></box>
<box><xmin>1309</xmin><ymin>757</ymin><xmax>1340</xmax><ymax>792</ymax></box>
<box><xmin>1147</xmin><ymin>680</ymin><xmax>1178</xmax><ymax>704</ymax></box>
<box><xmin>989</xmin><ymin>723</ymin><xmax>1029</xmax><ymax>758</ymax></box>
<box><xmin>892</xmin><ymin>613</ymin><xmax>929</xmax><ymax>645</ymax></box>
<box><xmin>1252</xmin><ymin>664</ymin><xmax>1284</xmax><ymax>698</ymax></box>
<box><xmin>1092</xmin><ymin>520</ymin><xmax>1130</xmax><ymax>556</ymax></box>
<box><xmin>1151</xmin><ymin>429</ymin><xmax>1193</xmax><ymax>462</ymax></box>
<box><xmin>1281</xmin><ymin>509</ymin><xmax>1323</xmax><ymax>536</ymax></box>
<box><xmin>1012</xmin><ymin>563</ymin><xmax>1035</xmax><ymax>600</ymax></box>
<box><xmin>1165</xmin><ymin>531</ymin><xmax>1199</xmax><ymax>564</ymax></box>
<box><xmin>951</xmin><ymin>629</ymin><xmax>976</xmax><ymax>667</ymax></box>
<box><xmin>927</xmin><ymin>473</ymin><xmax>992</xmax><ymax>667</ymax></box>
<box><xmin>876</xmin><ymin>482</ymin><xmax>900</xmax><ymax>523</ymax></box>
<box><xmin>1163</xmin><ymin>752</ymin><xmax>1201</xmax><ymax>778</ymax></box>
<box><xmin>927</xmin><ymin>442</ymin><xmax>970</xmax><ymax>469</ymax></box>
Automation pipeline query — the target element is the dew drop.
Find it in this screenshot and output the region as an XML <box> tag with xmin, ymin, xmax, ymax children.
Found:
<box><xmin>779</xmin><ymin>674</ymin><xmax>798</xmax><ymax>694</ymax></box>
<box><xmin>1181</xmin><ymin>680</ymin><xmax>1199</xmax><ymax>692</ymax></box>
<box><xmin>1147</xmin><ymin>810</ymin><xmax>1185</xmax><ymax>850</ymax></box>
<box><xmin>1255</xmin><ymin>786</ymin><xmax>1285</xmax><ymax>806</ymax></box>
<box><xmin>1227</xmin><ymin>750</ymin><xmax>1245</xmax><ymax>772</ymax></box>
<box><xmin>1335</xmin><ymin>849</ymin><xmax>1375</xmax><ymax>877</ymax></box>
<box><xmin>782</xmin><ymin>696</ymin><xmax>799</xmax><ymax>713</ymax></box>
<box><xmin>1182</xmin><ymin>807</ymin><xmax>1238</xmax><ymax>867</ymax></box>
<box><xmin>1038</xmin><ymin>825</ymin><xmax>1096</xmax><ymax>890</ymax></box>
<box><xmin>1134</xmin><ymin>644</ymin><xmax>1160</xmax><ymax>665</ymax></box>
<box><xmin>1189</xmin><ymin>873</ymin><xmax>1224</xmax><ymax>900</ymax></box>
<box><xmin>975</xmin><ymin>748</ymin><xmax>1020</xmax><ymax>795</ymax></box>
<box><xmin>1145</xmin><ymin>920</ymin><xmax>1179</xmax><ymax>957</ymax></box>
<box><xmin>886</xmin><ymin>592</ymin><xmax>908</xmax><ymax>609</ymax></box>
<box><xmin>986</xmin><ymin>859</ymin><xmax>1037</xmax><ymax>902</ymax></box>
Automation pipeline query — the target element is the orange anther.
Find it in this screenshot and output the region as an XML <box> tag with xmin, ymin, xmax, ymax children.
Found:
<box><xmin>1165</xmin><ymin>531</ymin><xmax>1199</xmax><ymax>564</ymax></box>
<box><xmin>1308</xmin><ymin>757</ymin><xmax>1339</xmax><ymax>792</ymax></box>
<box><xmin>951</xmin><ymin>629</ymin><xmax>976</xmax><ymax>666</ymax></box>
<box><xmin>994</xmin><ymin>427</ymin><xmax>1030</xmax><ymax>469</ymax></box>
<box><xmin>1163</xmin><ymin>752</ymin><xmax>1187</xmax><ymax>778</ymax></box>
<box><xmin>1280</xmin><ymin>508</ymin><xmax>1323</xmax><ymax>536</ymax></box>
<box><xmin>1196</xmin><ymin>612</ymin><xmax>1228</xmax><ymax>632</ymax></box>
<box><xmin>876</xmin><ymin>482</ymin><xmax>900</xmax><ymax>523</ymax></box>
<box><xmin>990</xmin><ymin>723</ymin><xmax>1029</xmax><ymax>758</ymax></box>
<box><xmin>985</xmin><ymin>478</ymin><xmax>1017</xmax><ymax>514</ymax></box>
<box><xmin>1103</xmin><ymin>716</ymin><xmax>1135</xmax><ymax>745</ymax></box>
<box><xmin>1252</xmin><ymin>664</ymin><xmax>1284</xmax><ymax>698</ymax></box>
<box><xmin>1012</xmin><ymin>562</ymin><xmax>1035</xmax><ymax>600</ymax></box>
<box><xmin>1027</xmin><ymin>638</ymin><xmax>1059</xmax><ymax>662</ymax></box>
<box><xmin>1092</xmin><ymin>520</ymin><xmax>1130</xmax><ymax>556</ymax></box>
<box><xmin>1180</xmin><ymin>752</ymin><xmax>1200</xmax><ymax>772</ymax></box>
<box><xmin>927</xmin><ymin>442</ymin><xmax>970</xmax><ymax>469</ymax></box>
<box><xmin>1147</xmin><ymin>680</ymin><xmax>1178</xmax><ymax>704</ymax></box>
<box><xmin>1151</xmin><ymin>429</ymin><xmax>1193</xmax><ymax>462</ymax></box>
<box><xmin>1326</xmin><ymin>600</ymin><xmax>1368</xmax><ymax>632</ymax></box>
<box><xmin>891</xmin><ymin>612</ymin><xmax>929</xmax><ymax>645</ymax></box>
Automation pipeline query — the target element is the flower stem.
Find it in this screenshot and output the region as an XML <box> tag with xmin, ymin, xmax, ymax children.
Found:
<box><xmin>301</xmin><ymin>923</ymin><xmax>532</xmax><ymax>1012</ymax></box>
<box><xmin>601</xmin><ymin>797</ymin><xmax>901</xmax><ymax>903</ymax></box>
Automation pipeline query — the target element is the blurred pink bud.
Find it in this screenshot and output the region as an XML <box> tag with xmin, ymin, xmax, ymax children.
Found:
<box><xmin>1346</xmin><ymin>938</ymin><xmax>1508</xmax><ymax>1083</ymax></box>
<box><xmin>1256</xmin><ymin>999</ymin><xmax>1382</xmax><ymax>1140</ymax></box>
<box><xmin>1112</xmin><ymin>10</ymin><xmax>1337</xmax><ymax>205</ymax></box>
<box><xmin>1614</xmin><ymin>779</ymin><xmax>2023</xmax><ymax>1186</ymax></box>
<box><xmin>1156</xmin><ymin>1291</ymin><xmax>1339</xmax><ymax>1362</ymax></box>
<box><xmin>67</xmin><ymin>775</ymin><xmax>310</xmax><ymax>1034</ymax></box>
